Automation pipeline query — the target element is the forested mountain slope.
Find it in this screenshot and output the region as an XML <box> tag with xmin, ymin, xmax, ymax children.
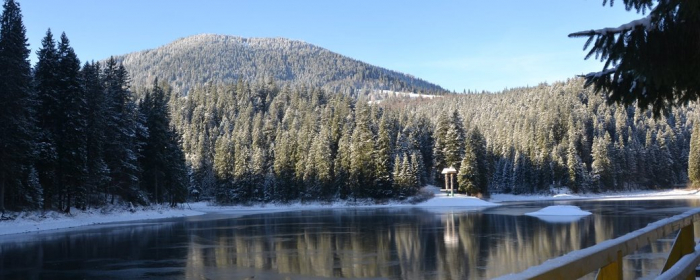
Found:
<box><xmin>173</xmin><ymin>78</ymin><xmax>696</xmax><ymax>203</ymax></box>
<box><xmin>403</xmin><ymin>79</ymin><xmax>695</xmax><ymax>193</ymax></box>
<box><xmin>114</xmin><ymin>34</ymin><xmax>446</xmax><ymax>96</ymax></box>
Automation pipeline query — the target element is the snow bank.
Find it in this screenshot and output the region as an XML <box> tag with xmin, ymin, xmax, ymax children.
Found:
<box><xmin>415</xmin><ymin>195</ymin><xmax>498</xmax><ymax>208</ymax></box>
<box><xmin>0</xmin><ymin>206</ymin><xmax>205</xmax><ymax>236</ymax></box>
<box><xmin>525</xmin><ymin>205</ymin><xmax>592</xmax><ymax>223</ymax></box>
<box><xmin>490</xmin><ymin>188</ymin><xmax>699</xmax><ymax>203</ymax></box>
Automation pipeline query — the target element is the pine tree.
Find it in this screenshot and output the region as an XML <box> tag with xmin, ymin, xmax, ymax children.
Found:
<box><xmin>102</xmin><ymin>58</ymin><xmax>143</xmax><ymax>204</ymax></box>
<box><xmin>34</xmin><ymin>29</ymin><xmax>59</xmax><ymax>210</ymax></box>
<box><xmin>55</xmin><ymin>33</ymin><xmax>88</xmax><ymax>212</ymax></box>
<box><xmin>590</xmin><ymin>134</ymin><xmax>613</xmax><ymax>192</ymax></box>
<box><xmin>458</xmin><ymin>147</ymin><xmax>478</xmax><ymax>195</ymax></box>
<box><xmin>432</xmin><ymin>112</ymin><xmax>450</xmax><ymax>187</ymax></box>
<box><xmin>82</xmin><ymin>61</ymin><xmax>110</xmax><ymax>207</ymax></box>
<box><xmin>570</xmin><ymin>0</ymin><xmax>700</xmax><ymax>116</ymax></box>
<box><xmin>443</xmin><ymin>110</ymin><xmax>466</xmax><ymax>168</ymax></box>
<box><xmin>349</xmin><ymin>100</ymin><xmax>375</xmax><ymax>198</ymax></box>
<box><xmin>139</xmin><ymin>78</ymin><xmax>171</xmax><ymax>204</ymax></box>
<box><xmin>458</xmin><ymin>128</ymin><xmax>489</xmax><ymax>196</ymax></box>
<box><xmin>0</xmin><ymin>0</ymin><xmax>36</xmax><ymax>211</ymax></box>
<box><xmin>688</xmin><ymin>122</ymin><xmax>700</xmax><ymax>187</ymax></box>
<box><xmin>374</xmin><ymin>112</ymin><xmax>393</xmax><ymax>198</ymax></box>
<box><xmin>213</xmin><ymin>132</ymin><xmax>234</xmax><ymax>203</ymax></box>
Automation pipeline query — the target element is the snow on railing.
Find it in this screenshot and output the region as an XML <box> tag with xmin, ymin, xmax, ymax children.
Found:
<box><xmin>495</xmin><ymin>208</ymin><xmax>700</xmax><ymax>280</ymax></box>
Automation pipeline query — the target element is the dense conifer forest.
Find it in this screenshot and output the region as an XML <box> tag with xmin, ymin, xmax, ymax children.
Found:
<box><xmin>174</xmin><ymin>78</ymin><xmax>696</xmax><ymax>204</ymax></box>
<box><xmin>0</xmin><ymin>0</ymin><xmax>697</xmax><ymax>212</ymax></box>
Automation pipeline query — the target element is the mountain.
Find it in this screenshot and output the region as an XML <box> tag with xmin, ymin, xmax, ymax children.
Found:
<box><xmin>113</xmin><ymin>34</ymin><xmax>447</xmax><ymax>96</ymax></box>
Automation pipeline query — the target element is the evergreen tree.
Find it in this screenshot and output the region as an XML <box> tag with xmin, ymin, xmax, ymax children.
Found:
<box><xmin>432</xmin><ymin>112</ymin><xmax>450</xmax><ymax>186</ymax></box>
<box><xmin>590</xmin><ymin>133</ymin><xmax>613</xmax><ymax>192</ymax></box>
<box><xmin>458</xmin><ymin>128</ymin><xmax>489</xmax><ymax>196</ymax></box>
<box><xmin>55</xmin><ymin>32</ymin><xmax>88</xmax><ymax>212</ymax></box>
<box><xmin>82</xmin><ymin>61</ymin><xmax>110</xmax><ymax>207</ymax></box>
<box><xmin>443</xmin><ymin>110</ymin><xmax>465</xmax><ymax>168</ymax></box>
<box><xmin>102</xmin><ymin>58</ymin><xmax>143</xmax><ymax>204</ymax></box>
<box><xmin>688</xmin><ymin>122</ymin><xmax>700</xmax><ymax>187</ymax></box>
<box><xmin>34</xmin><ymin>29</ymin><xmax>59</xmax><ymax>210</ymax></box>
<box><xmin>570</xmin><ymin>0</ymin><xmax>700</xmax><ymax>115</ymax></box>
<box><xmin>374</xmin><ymin>112</ymin><xmax>393</xmax><ymax>198</ymax></box>
<box><xmin>0</xmin><ymin>0</ymin><xmax>35</xmax><ymax>211</ymax></box>
<box><xmin>139</xmin><ymin>78</ymin><xmax>172</xmax><ymax>204</ymax></box>
<box><xmin>349</xmin><ymin>100</ymin><xmax>375</xmax><ymax>198</ymax></box>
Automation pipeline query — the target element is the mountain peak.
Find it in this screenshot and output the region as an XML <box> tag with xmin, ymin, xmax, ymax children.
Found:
<box><xmin>114</xmin><ymin>34</ymin><xmax>446</xmax><ymax>95</ymax></box>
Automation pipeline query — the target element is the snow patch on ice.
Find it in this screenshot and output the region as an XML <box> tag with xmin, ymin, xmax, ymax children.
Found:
<box><xmin>526</xmin><ymin>205</ymin><xmax>592</xmax><ymax>217</ymax></box>
<box><xmin>415</xmin><ymin>195</ymin><xmax>498</xmax><ymax>208</ymax></box>
<box><xmin>525</xmin><ymin>205</ymin><xmax>592</xmax><ymax>224</ymax></box>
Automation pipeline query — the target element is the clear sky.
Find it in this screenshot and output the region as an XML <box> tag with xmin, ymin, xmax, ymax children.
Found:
<box><xmin>20</xmin><ymin>0</ymin><xmax>641</xmax><ymax>92</ymax></box>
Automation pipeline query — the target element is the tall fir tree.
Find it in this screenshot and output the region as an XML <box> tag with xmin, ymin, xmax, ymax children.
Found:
<box><xmin>0</xmin><ymin>0</ymin><xmax>36</xmax><ymax>211</ymax></box>
<box><xmin>102</xmin><ymin>58</ymin><xmax>143</xmax><ymax>204</ymax></box>
<box><xmin>33</xmin><ymin>29</ymin><xmax>59</xmax><ymax>210</ymax></box>
<box><xmin>55</xmin><ymin>33</ymin><xmax>88</xmax><ymax>212</ymax></box>
<box><xmin>689</xmin><ymin>122</ymin><xmax>700</xmax><ymax>187</ymax></box>
<box><xmin>82</xmin><ymin>61</ymin><xmax>110</xmax><ymax>207</ymax></box>
<box><xmin>139</xmin><ymin>78</ymin><xmax>171</xmax><ymax>204</ymax></box>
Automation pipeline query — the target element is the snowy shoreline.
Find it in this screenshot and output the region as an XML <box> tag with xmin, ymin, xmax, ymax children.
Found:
<box><xmin>0</xmin><ymin>188</ymin><xmax>698</xmax><ymax>237</ymax></box>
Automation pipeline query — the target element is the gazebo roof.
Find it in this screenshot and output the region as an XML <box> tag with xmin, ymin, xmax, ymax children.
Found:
<box><xmin>441</xmin><ymin>167</ymin><xmax>457</xmax><ymax>174</ymax></box>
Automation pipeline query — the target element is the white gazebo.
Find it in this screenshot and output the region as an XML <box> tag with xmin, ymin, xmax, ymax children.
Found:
<box><xmin>441</xmin><ymin>167</ymin><xmax>457</xmax><ymax>196</ymax></box>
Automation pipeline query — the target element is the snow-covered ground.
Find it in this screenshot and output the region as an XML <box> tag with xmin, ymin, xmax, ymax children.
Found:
<box><xmin>0</xmin><ymin>204</ymin><xmax>205</xmax><ymax>236</ymax></box>
<box><xmin>490</xmin><ymin>188</ymin><xmax>699</xmax><ymax>202</ymax></box>
<box><xmin>0</xmin><ymin>187</ymin><xmax>697</xmax><ymax>237</ymax></box>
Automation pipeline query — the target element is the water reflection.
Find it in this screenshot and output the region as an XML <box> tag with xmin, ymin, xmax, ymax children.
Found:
<box><xmin>0</xmin><ymin>199</ymin><xmax>698</xmax><ymax>279</ymax></box>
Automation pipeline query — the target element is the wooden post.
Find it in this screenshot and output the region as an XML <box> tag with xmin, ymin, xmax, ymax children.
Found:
<box><xmin>445</xmin><ymin>173</ymin><xmax>450</xmax><ymax>194</ymax></box>
<box><xmin>661</xmin><ymin>223</ymin><xmax>695</xmax><ymax>280</ymax></box>
<box><xmin>596</xmin><ymin>250</ymin><xmax>622</xmax><ymax>280</ymax></box>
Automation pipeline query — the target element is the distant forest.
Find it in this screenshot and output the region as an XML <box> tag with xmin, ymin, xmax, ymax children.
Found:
<box><xmin>1</xmin><ymin>0</ymin><xmax>696</xmax><ymax>212</ymax></box>
<box><xmin>175</xmin><ymin>78</ymin><xmax>695</xmax><ymax>204</ymax></box>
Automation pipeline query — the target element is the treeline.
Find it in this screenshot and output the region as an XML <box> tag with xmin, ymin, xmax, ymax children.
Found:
<box><xmin>173</xmin><ymin>81</ymin><xmax>436</xmax><ymax>203</ymax></box>
<box><xmin>175</xmin><ymin>78</ymin><xmax>695</xmax><ymax>203</ymax></box>
<box><xmin>0</xmin><ymin>0</ymin><xmax>187</xmax><ymax>212</ymax></box>
<box><xmin>404</xmin><ymin>79</ymin><xmax>695</xmax><ymax>194</ymax></box>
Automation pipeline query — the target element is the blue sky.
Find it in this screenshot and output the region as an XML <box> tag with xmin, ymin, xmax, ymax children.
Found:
<box><xmin>20</xmin><ymin>0</ymin><xmax>641</xmax><ymax>92</ymax></box>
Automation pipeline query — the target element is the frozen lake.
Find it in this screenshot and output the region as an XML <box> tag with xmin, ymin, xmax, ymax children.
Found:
<box><xmin>1</xmin><ymin>198</ymin><xmax>699</xmax><ymax>279</ymax></box>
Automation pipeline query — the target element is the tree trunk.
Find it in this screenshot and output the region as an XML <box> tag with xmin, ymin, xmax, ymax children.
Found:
<box><xmin>65</xmin><ymin>183</ymin><xmax>71</xmax><ymax>214</ymax></box>
<box><xmin>154</xmin><ymin>168</ymin><xmax>158</xmax><ymax>204</ymax></box>
<box><xmin>0</xmin><ymin>173</ymin><xmax>5</xmax><ymax>214</ymax></box>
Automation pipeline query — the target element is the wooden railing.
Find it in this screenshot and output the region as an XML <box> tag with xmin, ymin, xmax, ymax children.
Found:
<box><xmin>495</xmin><ymin>208</ymin><xmax>700</xmax><ymax>280</ymax></box>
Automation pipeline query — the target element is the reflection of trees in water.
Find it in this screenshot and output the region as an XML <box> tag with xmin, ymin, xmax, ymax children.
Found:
<box><xmin>0</xmin><ymin>204</ymin><xmax>689</xmax><ymax>279</ymax></box>
<box><xmin>0</xmin><ymin>222</ymin><xmax>183</xmax><ymax>279</ymax></box>
<box><xmin>182</xmin><ymin>208</ymin><xmax>681</xmax><ymax>279</ymax></box>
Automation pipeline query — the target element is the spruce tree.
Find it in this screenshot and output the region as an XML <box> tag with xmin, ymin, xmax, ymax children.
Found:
<box><xmin>82</xmin><ymin>61</ymin><xmax>110</xmax><ymax>206</ymax></box>
<box><xmin>688</xmin><ymin>123</ymin><xmax>700</xmax><ymax>187</ymax></box>
<box><xmin>458</xmin><ymin>128</ymin><xmax>489</xmax><ymax>196</ymax></box>
<box><xmin>55</xmin><ymin>33</ymin><xmax>88</xmax><ymax>212</ymax></box>
<box><xmin>0</xmin><ymin>0</ymin><xmax>35</xmax><ymax>211</ymax></box>
<box><xmin>102</xmin><ymin>58</ymin><xmax>142</xmax><ymax>204</ymax></box>
<box><xmin>34</xmin><ymin>29</ymin><xmax>59</xmax><ymax>210</ymax></box>
<box><xmin>570</xmin><ymin>0</ymin><xmax>700</xmax><ymax>115</ymax></box>
<box><xmin>139</xmin><ymin>78</ymin><xmax>170</xmax><ymax>204</ymax></box>
<box><xmin>349</xmin><ymin>100</ymin><xmax>375</xmax><ymax>198</ymax></box>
